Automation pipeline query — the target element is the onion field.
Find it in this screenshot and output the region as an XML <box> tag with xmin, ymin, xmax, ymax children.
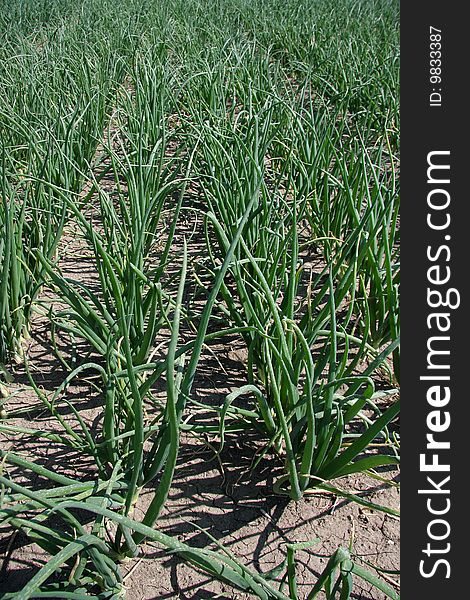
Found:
<box><xmin>0</xmin><ymin>1</ymin><xmax>400</xmax><ymax>598</ymax></box>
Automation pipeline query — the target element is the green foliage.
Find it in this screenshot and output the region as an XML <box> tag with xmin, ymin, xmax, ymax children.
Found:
<box><xmin>0</xmin><ymin>0</ymin><xmax>399</xmax><ymax>597</ymax></box>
